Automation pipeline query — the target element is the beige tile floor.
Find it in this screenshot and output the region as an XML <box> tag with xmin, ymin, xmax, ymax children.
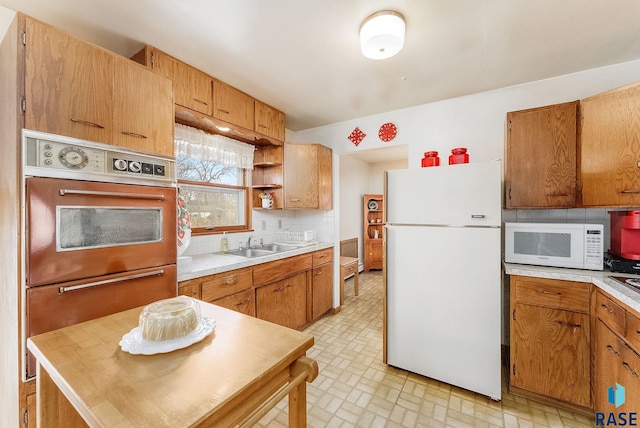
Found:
<box><xmin>257</xmin><ymin>271</ymin><xmax>595</xmax><ymax>427</ymax></box>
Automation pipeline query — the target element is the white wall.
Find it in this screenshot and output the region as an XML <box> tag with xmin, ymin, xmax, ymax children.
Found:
<box><xmin>295</xmin><ymin>60</ymin><xmax>640</xmax><ymax>170</ymax></box>
<box><xmin>368</xmin><ymin>159</ymin><xmax>407</xmax><ymax>194</ymax></box>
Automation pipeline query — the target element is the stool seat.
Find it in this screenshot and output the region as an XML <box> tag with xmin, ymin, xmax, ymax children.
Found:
<box><xmin>339</xmin><ymin>256</ymin><xmax>359</xmax><ymax>306</ymax></box>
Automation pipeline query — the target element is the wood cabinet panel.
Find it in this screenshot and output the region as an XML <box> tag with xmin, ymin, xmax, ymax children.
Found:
<box><xmin>200</xmin><ymin>268</ymin><xmax>253</xmax><ymax>303</ymax></box>
<box><xmin>595</xmin><ymin>291</ymin><xmax>626</xmax><ymax>337</ymax></box>
<box><xmin>25</xmin><ymin>17</ymin><xmax>113</xmax><ymax>144</ymax></box>
<box><xmin>513</xmin><ymin>276</ymin><xmax>590</xmax><ymax>313</ymax></box>
<box><xmin>311</xmin><ymin>262</ymin><xmax>333</xmax><ymax>320</ymax></box>
<box><xmin>580</xmin><ymin>82</ymin><xmax>640</xmax><ymax>206</ymax></box>
<box><xmin>213</xmin><ymin>80</ymin><xmax>254</xmax><ymax>130</ymax></box>
<box><xmin>505</xmin><ymin>101</ymin><xmax>577</xmax><ymax>208</ymax></box>
<box><xmin>256</xmin><ymin>272</ymin><xmax>307</xmax><ymax>329</ymax></box>
<box><xmin>312</xmin><ymin>248</ymin><xmax>333</xmax><ymax>267</ymax></box>
<box><xmin>177</xmin><ymin>279</ymin><xmax>200</xmax><ymax>299</ymax></box>
<box><xmin>112</xmin><ymin>56</ymin><xmax>174</xmax><ymax>157</ymax></box>
<box><xmin>511</xmin><ymin>303</ymin><xmax>591</xmax><ymax>407</ymax></box>
<box><xmin>149</xmin><ymin>48</ymin><xmax>212</xmax><ymax>116</ymax></box>
<box><xmin>365</xmin><ymin>240</ymin><xmax>383</xmax><ymax>271</ymax></box>
<box><xmin>255</xmin><ymin>100</ymin><xmax>285</xmax><ymax>141</ymax></box>
<box><xmin>626</xmin><ymin>310</ymin><xmax>640</xmax><ymax>354</ymax></box>
<box><xmin>212</xmin><ymin>289</ymin><xmax>255</xmax><ymax>317</ymax></box>
<box><xmin>595</xmin><ymin>319</ymin><xmax>624</xmax><ymax>413</ymax></box>
<box><xmin>253</xmin><ymin>254</ymin><xmax>312</xmax><ymax>286</ymax></box>
<box><xmin>284</xmin><ymin>143</ymin><xmax>332</xmax><ymax>209</ymax></box>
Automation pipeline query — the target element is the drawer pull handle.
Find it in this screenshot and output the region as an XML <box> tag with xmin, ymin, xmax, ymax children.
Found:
<box><xmin>601</xmin><ymin>304</ymin><xmax>614</xmax><ymax>313</ymax></box>
<box><xmin>621</xmin><ymin>190</ymin><xmax>640</xmax><ymax>194</ymax></box>
<box><xmin>258</xmin><ymin>124</ymin><xmax>267</xmax><ymax>129</ymax></box>
<box><xmin>286</xmin><ymin>283</ymin><xmax>293</xmax><ymax>288</ymax></box>
<box><xmin>289</xmin><ymin>198</ymin><xmax>300</xmax><ymax>202</ymax></box>
<box><xmin>218</xmin><ymin>109</ymin><xmax>230</xmax><ymax>114</ymax></box>
<box><xmin>555</xmin><ymin>321</ymin><xmax>582</xmax><ymax>328</ymax></box>
<box><xmin>235</xmin><ymin>299</ymin><xmax>251</xmax><ymax>307</ymax></box>
<box><xmin>318</xmin><ymin>254</ymin><xmax>326</xmax><ymax>258</ymax></box>
<box><xmin>121</xmin><ymin>131</ymin><xmax>148</xmax><ymax>139</ymax></box>
<box><xmin>70</xmin><ymin>118</ymin><xmax>105</xmax><ymax>129</ymax></box>
<box><xmin>623</xmin><ymin>362</ymin><xmax>639</xmax><ymax>377</ymax></box>
<box><xmin>273</xmin><ymin>286</ymin><xmax>284</xmax><ymax>292</ymax></box>
<box><xmin>193</xmin><ymin>98</ymin><xmax>209</xmax><ymax>106</ymax></box>
<box><xmin>315</xmin><ymin>271</ymin><xmax>322</xmax><ymax>276</ymax></box>
<box><xmin>537</xmin><ymin>289</ymin><xmax>562</xmax><ymax>295</ymax></box>
<box><xmin>222</xmin><ymin>279</ymin><xmax>238</xmax><ymax>286</ymax></box>
<box><xmin>545</xmin><ymin>193</ymin><xmax>569</xmax><ymax>197</ymax></box>
<box><xmin>606</xmin><ymin>345</ymin><xmax>620</xmax><ymax>356</ymax></box>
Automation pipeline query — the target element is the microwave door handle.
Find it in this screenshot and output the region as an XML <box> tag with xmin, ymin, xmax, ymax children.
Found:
<box><xmin>58</xmin><ymin>189</ymin><xmax>165</xmax><ymax>201</ymax></box>
<box><xmin>58</xmin><ymin>269</ymin><xmax>165</xmax><ymax>294</ymax></box>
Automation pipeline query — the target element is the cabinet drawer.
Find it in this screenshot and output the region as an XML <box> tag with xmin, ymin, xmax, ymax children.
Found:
<box><xmin>213</xmin><ymin>289</ymin><xmax>255</xmax><ymax>317</ymax></box>
<box><xmin>313</xmin><ymin>248</ymin><xmax>333</xmax><ymax>267</ymax></box>
<box><xmin>178</xmin><ymin>278</ymin><xmax>200</xmax><ymax>299</ymax></box>
<box><xmin>201</xmin><ymin>268</ymin><xmax>253</xmax><ymax>302</ymax></box>
<box><xmin>626</xmin><ymin>310</ymin><xmax>640</xmax><ymax>354</ymax></box>
<box><xmin>253</xmin><ymin>254</ymin><xmax>312</xmax><ymax>286</ymax></box>
<box><xmin>596</xmin><ymin>291</ymin><xmax>626</xmax><ymax>336</ymax></box>
<box><xmin>513</xmin><ymin>276</ymin><xmax>590</xmax><ymax>312</ymax></box>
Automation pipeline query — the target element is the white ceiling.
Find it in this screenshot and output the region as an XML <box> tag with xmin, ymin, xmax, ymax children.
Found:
<box><xmin>2</xmin><ymin>0</ymin><xmax>640</xmax><ymax>132</ymax></box>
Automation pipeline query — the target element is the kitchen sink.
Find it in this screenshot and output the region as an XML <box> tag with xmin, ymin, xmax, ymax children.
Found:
<box><xmin>258</xmin><ymin>243</ymin><xmax>299</xmax><ymax>252</ymax></box>
<box><xmin>224</xmin><ymin>248</ymin><xmax>275</xmax><ymax>258</ymax></box>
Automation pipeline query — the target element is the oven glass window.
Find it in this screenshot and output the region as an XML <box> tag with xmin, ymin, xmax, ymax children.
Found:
<box><xmin>57</xmin><ymin>207</ymin><xmax>162</xmax><ymax>250</ymax></box>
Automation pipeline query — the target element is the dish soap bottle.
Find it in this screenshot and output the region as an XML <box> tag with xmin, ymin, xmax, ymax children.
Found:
<box><xmin>220</xmin><ymin>232</ymin><xmax>229</xmax><ymax>253</ymax></box>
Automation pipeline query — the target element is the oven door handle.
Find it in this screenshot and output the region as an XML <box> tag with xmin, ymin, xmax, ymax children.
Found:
<box><xmin>59</xmin><ymin>269</ymin><xmax>165</xmax><ymax>294</ymax></box>
<box><xmin>58</xmin><ymin>189</ymin><xmax>165</xmax><ymax>201</ymax></box>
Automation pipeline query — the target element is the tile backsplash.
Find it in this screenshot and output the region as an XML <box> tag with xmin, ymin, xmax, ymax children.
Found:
<box><xmin>182</xmin><ymin>209</ymin><xmax>335</xmax><ymax>256</ymax></box>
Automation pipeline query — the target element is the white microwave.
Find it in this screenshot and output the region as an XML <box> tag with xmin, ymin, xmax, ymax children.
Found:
<box><xmin>504</xmin><ymin>222</ymin><xmax>604</xmax><ymax>270</ymax></box>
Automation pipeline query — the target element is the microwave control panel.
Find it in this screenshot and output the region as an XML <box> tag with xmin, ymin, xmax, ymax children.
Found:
<box><xmin>585</xmin><ymin>227</ymin><xmax>604</xmax><ymax>268</ymax></box>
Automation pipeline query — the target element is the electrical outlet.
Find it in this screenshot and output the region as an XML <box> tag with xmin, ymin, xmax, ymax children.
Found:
<box><xmin>261</xmin><ymin>220</ymin><xmax>266</xmax><ymax>231</ymax></box>
<box><xmin>278</xmin><ymin>219</ymin><xmax>282</xmax><ymax>229</ymax></box>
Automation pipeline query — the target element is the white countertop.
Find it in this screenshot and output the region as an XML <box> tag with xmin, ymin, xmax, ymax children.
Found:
<box><xmin>178</xmin><ymin>242</ymin><xmax>335</xmax><ymax>282</ymax></box>
<box><xmin>504</xmin><ymin>263</ymin><xmax>640</xmax><ymax>313</ymax></box>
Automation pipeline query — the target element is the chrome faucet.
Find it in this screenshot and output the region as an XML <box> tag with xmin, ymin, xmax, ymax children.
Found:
<box><xmin>246</xmin><ymin>236</ymin><xmax>253</xmax><ymax>248</ymax></box>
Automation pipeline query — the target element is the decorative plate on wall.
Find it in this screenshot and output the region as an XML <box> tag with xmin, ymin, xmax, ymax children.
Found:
<box><xmin>348</xmin><ymin>127</ymin><xmax>366</xmax><ymax>146</ymax></box>
<box><xmin>378</xmin><ymin>122</ymin><xmax>397</xmax><ymax>142</ymax></box>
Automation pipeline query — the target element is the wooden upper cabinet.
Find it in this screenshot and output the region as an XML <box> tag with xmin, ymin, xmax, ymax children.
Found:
<box><xmin>25</xmin><ymin>16</ymin><xmax>113</xmax><ymax>144</ymax></box>
<box><xmin>146</xmin><ymin>48</ymin><xmax>212</xmax><ymax>116</ymax></box>
<box><xmin>25</xmin><ymin>18</ymin><xmax>174</xmax><ymax>157</ymax></box>
<box><xmin>112</xmin><ymin>57</ymin><xmax>174</xmax><ymax>157</ymax></box>
<box><xmin>213</xmin><ymin>80</ymin><xmax>254</xmax><ymax>130</ymax></box>
<box><xmin>284</xmin><ymin>143</ymin><xmax>332</xmax><ymax>210</ymax></box>
<box><xmin>580</xmin><ymin>82</ymin><xmax>640</xmax><ymax>207</ymax></box>
<box><xmin>255</xmin><ymin>100</ymin><xmax>285</xmax><ymax>141</ymax></box>
<box><xmin>505</xmin><ymin>101</ymin><xmax>577</xmax><ymax>208</ymax></box>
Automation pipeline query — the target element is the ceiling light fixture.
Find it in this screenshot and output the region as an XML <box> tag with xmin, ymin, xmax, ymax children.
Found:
<box><xmin>360</xmin><ymin>10</ymin><xmax>405</xmax><ymax>60</ymax></box>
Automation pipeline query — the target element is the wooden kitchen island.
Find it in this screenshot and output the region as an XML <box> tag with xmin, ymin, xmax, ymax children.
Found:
<box><xmin>27</xmin><ymin>301</ymin><xmax>318</xmax><ymax>427</ymax></box>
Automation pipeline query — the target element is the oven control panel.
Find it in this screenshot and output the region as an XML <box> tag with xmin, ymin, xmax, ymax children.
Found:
<box><xmin>23</xmin><ymin>130</ymin><xmax>176</xmax><ymax>186</ymax></box>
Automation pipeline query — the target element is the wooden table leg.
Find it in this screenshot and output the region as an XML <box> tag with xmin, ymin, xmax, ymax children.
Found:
<box><xmin>339</xmin><ymin>266</ymin><xmax>346</xmax><ymax>306</ymax></box>
<box><xmin>288</xmin><ymin>357</ymin><xmax>318</xmax><ymax>427</ymax></box>
<box><xmin>354</xmin><ymin>268</ymin><xmax>359</xmax><ymax>296</ymax></box>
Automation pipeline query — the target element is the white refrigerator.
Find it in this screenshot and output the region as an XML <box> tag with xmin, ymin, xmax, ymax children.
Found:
<box><xmin>384</xmin><ymin>159</ymin><xmax>502</xmax><ymax>400</ymax></box>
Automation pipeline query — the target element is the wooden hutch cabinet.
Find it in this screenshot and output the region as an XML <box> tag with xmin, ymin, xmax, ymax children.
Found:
<box><xmin>364</xmin><ymin>194</ymin><xmax>384</xmax><ymax>271</ymax></box>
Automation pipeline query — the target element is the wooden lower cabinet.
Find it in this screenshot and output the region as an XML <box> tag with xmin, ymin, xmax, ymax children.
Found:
<box><xmin>212</xmin><ymin>289</ymin><xmax>255</xmax><ymax>317</ymax></box>
<box><xmin>312</xmin><ymin>262</ymin><xmax>333</xmax><ymax>320</ymax></box>
<box><xmin>256</xmin><ymin>272</ymin><xmax>307</xmax><ymax>329</ymax></box>
<box><xmin>594</xmin><ymin>290</ymin><xmax>640</xmax><ymax>415</ymax></box>
<box><xmin>509</xmin><ymin>276</ymin><xmax>591</xmax><ymax>409</ymax></box>
<box><xmin>511</xmin><ymin>303</ymin><xmax>591</xmax><ymax>406</ymax></box>
<box><xmin>178</xmin><ymin>249</ymin><xmax>333</xmax><ymax>330</ymax></box>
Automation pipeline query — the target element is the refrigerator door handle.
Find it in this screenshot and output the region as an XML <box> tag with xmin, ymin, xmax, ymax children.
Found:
<box><xmin>471</xmin><ymin>214</ymin><xmax>486</xmax><ymax>219</ymax></box>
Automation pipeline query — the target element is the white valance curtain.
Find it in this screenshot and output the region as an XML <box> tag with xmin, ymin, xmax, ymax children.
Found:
<box><xmin>174</xmin><ymin>123</ymin><xmax>254</xmax><ymax>170</ymax></box>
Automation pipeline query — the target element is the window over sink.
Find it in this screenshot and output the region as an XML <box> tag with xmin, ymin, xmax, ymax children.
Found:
<box><xmin>175</xmin><ymin>124</ymin><xmax>254</xmax><ymax>234</ymax></box>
